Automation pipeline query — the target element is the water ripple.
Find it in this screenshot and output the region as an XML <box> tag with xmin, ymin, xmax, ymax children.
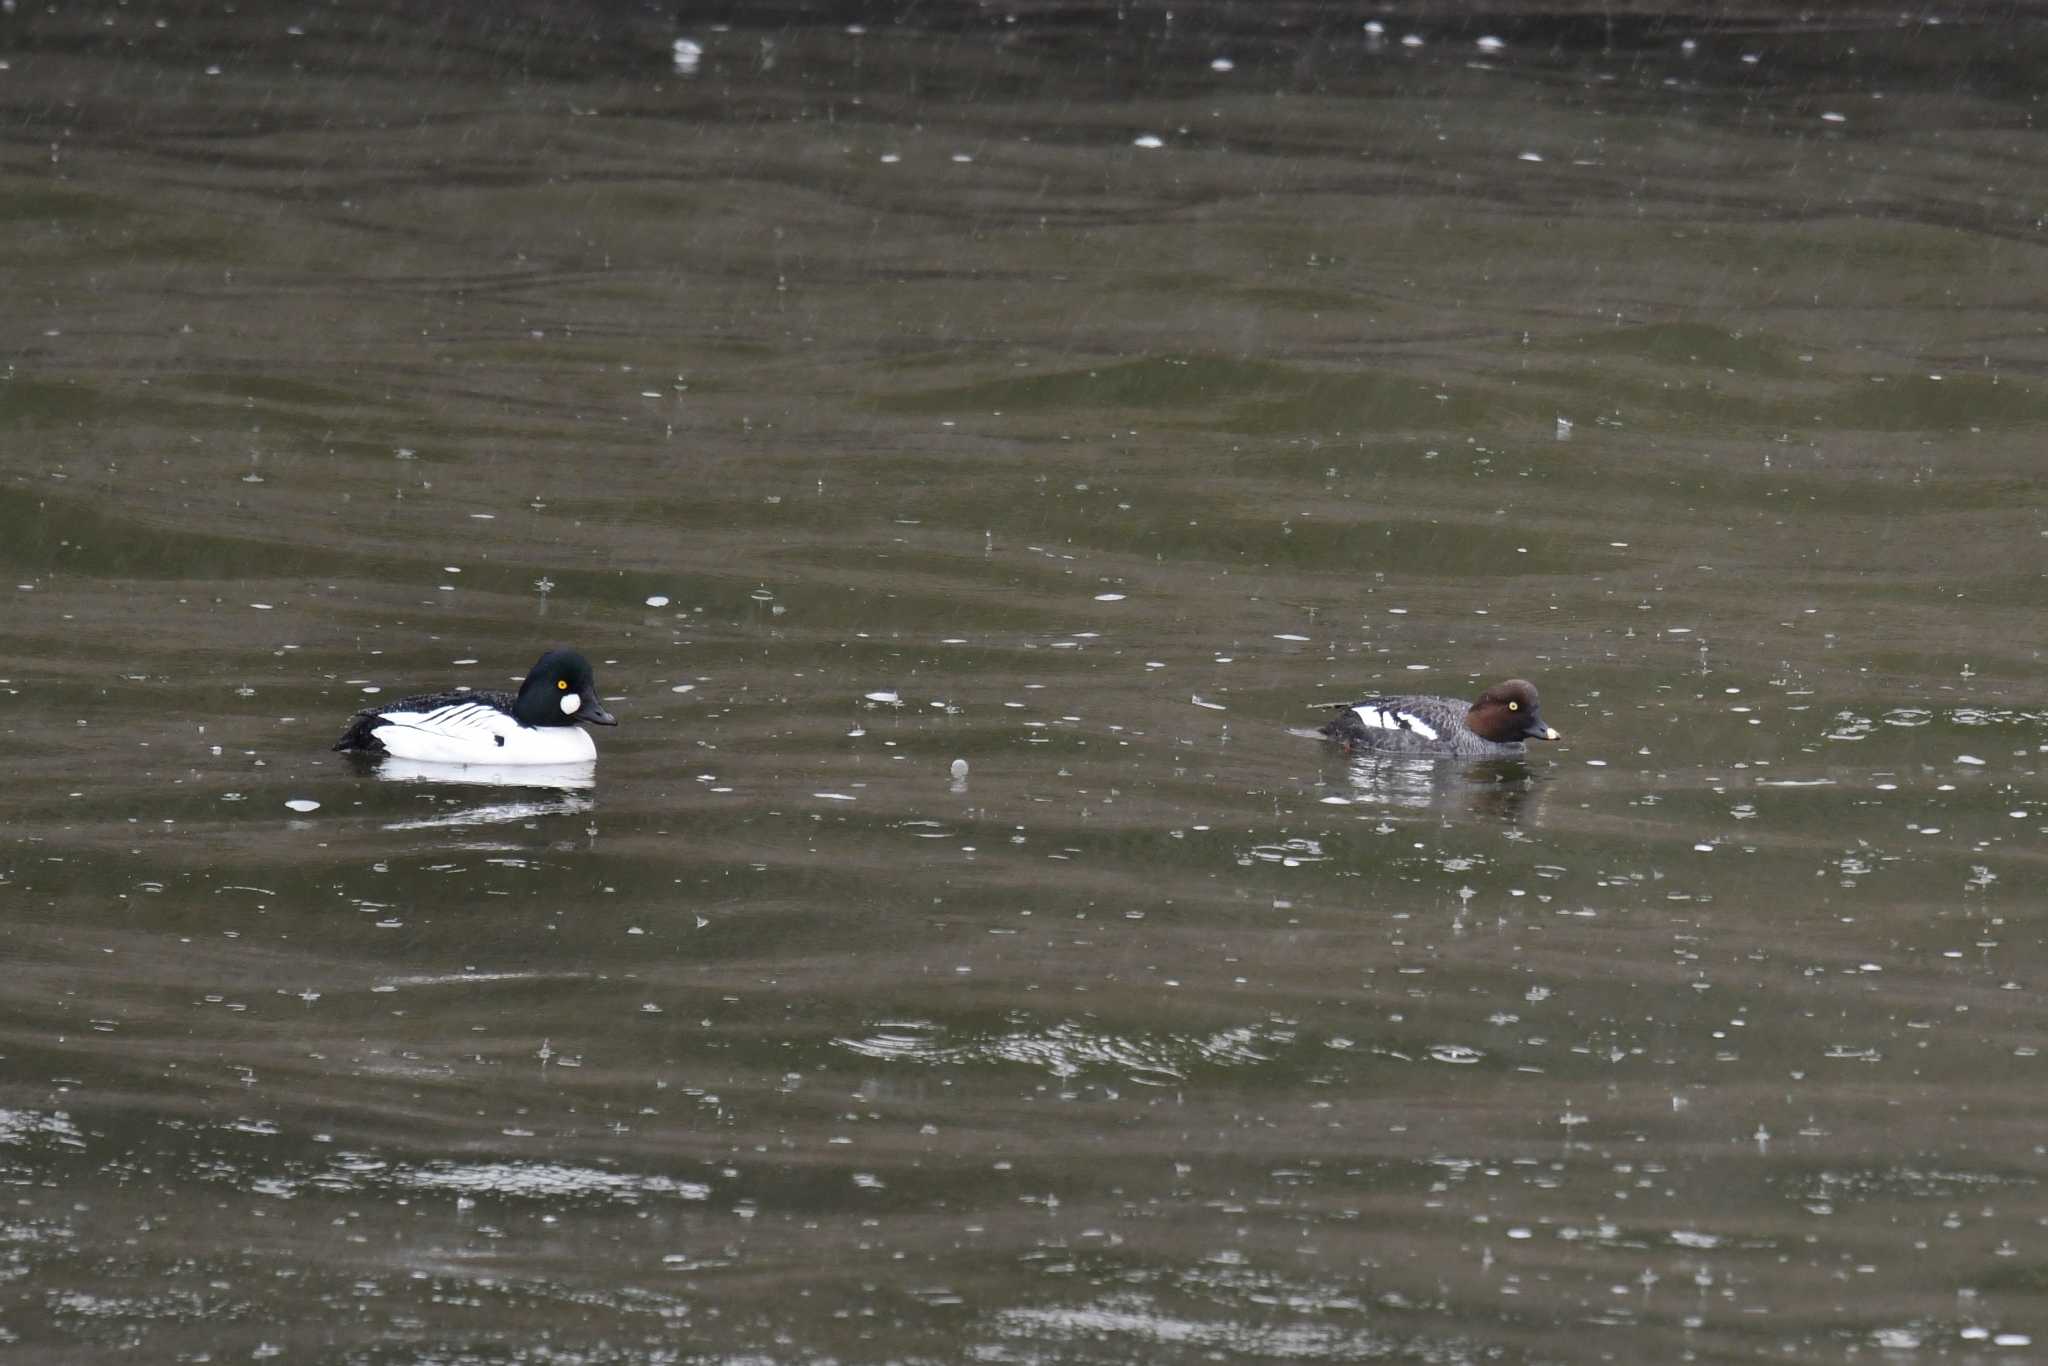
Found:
<box><xmin>0</xmin><ymin>1109</ymin><xmax>84</xmax><ymax>1149</ymax></box>
<box><xmin>834</xmin><ymin>1018</ymin><xmax>1295</xmax><ymax>1081</ymax></box>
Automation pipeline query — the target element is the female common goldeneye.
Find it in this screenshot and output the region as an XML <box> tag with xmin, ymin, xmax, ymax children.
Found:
<box><xmin>332</xmin><ymin>649</ymin><xmax>618</xmax><ymax>765</ymax></box>
<box><xmin>1321</xmin><ymin>678</ymin><xmax>1560</xmax><ymax>757</ymax></box>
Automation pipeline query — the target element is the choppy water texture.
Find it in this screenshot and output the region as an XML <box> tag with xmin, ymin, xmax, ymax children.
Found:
<box><xmin>4</xmin><ymin>4</ymin><xmax>2047</xmax><ymax>1362</ymax></box>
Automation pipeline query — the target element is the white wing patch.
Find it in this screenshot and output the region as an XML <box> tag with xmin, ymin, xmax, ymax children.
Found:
<box><xmin>414</xmin><ymin>702</ymin><xmax>502</xmax><ymax>730</ymax></box>
<box><xmin>1350</xmin><ymin>705</ymin><xmax>1439</xmax><ymax>741</ymax></box>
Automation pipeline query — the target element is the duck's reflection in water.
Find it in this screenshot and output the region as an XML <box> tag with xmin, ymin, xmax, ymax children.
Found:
<box><xmin>373</xmin><ymin>758</ymin><xmax>595</xmax><ymax>829</ymax></box>
<box><xmin>1326</xmin><ymin>751</ymin><xmax>1547</xmax><ymax>825</ymax></box>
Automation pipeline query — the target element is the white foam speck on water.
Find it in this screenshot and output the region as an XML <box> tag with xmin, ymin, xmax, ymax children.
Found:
<box><xmin>285</xmin><ymin>799</ymin><xmax>320</xmax><ymax>813</ymax></box>
<box><xmin>1476</xmin><ymin>35</ymin><xmax>1505</xmax><ymax>52</ymax></box>
<box><xmin>950</xmin><ymin>759</ymin><xmax>969</xmax><ymax>779</ymax></box>
<box><xmin>879</xmin><ymin>153</ymin><xmax>901</xmax><ymax>163</ymax></box>
<box><xmin>1133</xmin><ymin>134</ymin><xmax>1164</xmax><ymax>149</ymax></box>
<box><xmin>1585</xmin><ymin>759</ymin><xmax>1607</xmax><ymax>767</ymax></box>
<box><xmin>1517</xmin><ymin>151</ymin><xmax>1544</xmax><ymax>162</ymax></box>
<box><xmin>670</xmin><ymin>684</ymin><xmax>694</xmax><ymax>694</ymax></box>
<box><xmin>469</xmin><ymin>513</ymin><xmax>495</xmax><ymax>520</ymax></box>
<box><xmin>645</xmin><ymin>595</ymin><xmax>670</xmax><ymax>607</ymax></box>
<box><xmin>1821</xmin><ymin>111</ymin><xmax>1846</xmax><ymax>123</ymax></box>
<box><xmin>1273</xmin><ymin>633</ymin><xmax>1310</xmax><ymax>642</ymax></box>
<box><xmin>1211</xmin><ymin>57</ymin><xmax>1234</xmax><ymax>71</ymax></box>
<box><xmin>864</xmin><ymin>690</ymin><xmax>901</xmax><ymax>704</ymax></box>
<box><xmin>1093</xmin><ymin>593</ymin><xmax>1125</xmax><ymax>601</ymax></box>
<box><xmin>250</xmin><ymin>603</ymin><xmax>273</xmax><ymax>610</ymax></box>
<box><xmin>1957</xmin><ymin>755</ymin><xmax>1985</xmax><ymax>765</ymax></box>
<box><xmin>814</xmin><ymin>792</ymin><xmax>857</xmax><ymax>802</ymax></box>
<box><xmin>1693</xmin><ymin>843</ymin><xmax>1714</xmax><ymax>852</ymax></box>
<box><xmin>1190</xmin><ymin>696</ymin><xmax>1227</xmax><ymax>711</ymax></box>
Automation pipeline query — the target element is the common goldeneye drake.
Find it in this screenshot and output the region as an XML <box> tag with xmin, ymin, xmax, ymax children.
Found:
<box><xmin>1321</xmin><ymin>678</ymin><xmax>1560</xmax><ymax>757</ymax></box>
<box><xmin>332</xmin><ymin>649</ymin><xmax>618</xmax><ymax>765</ymax></box>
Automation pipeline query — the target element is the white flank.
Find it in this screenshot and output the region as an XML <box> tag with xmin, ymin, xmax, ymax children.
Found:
<box><xmin>371</xmin><ymin>703</ymin><xmax>597</xmax><ymax>765</ymax></box>
<box><xmin>378</xmin><ymin>759</ymin><xmax>596</xmax><ymax>791</ymax></box>
<box><xmin>1350</xmin><ymin>705</ymin><xmax>1439</xmax><ymax>741</ymax></box>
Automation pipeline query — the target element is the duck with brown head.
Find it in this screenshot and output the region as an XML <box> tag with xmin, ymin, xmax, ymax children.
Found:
<box><xmin>1322</xmin><ymin>677</ymin><xmax>1560</xmax><ymax>757</ymax></box>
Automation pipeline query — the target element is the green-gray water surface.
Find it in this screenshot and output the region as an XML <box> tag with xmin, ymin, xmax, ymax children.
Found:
<box><xmin>3</xmin><ymin>4</ymin><xmax>2046</xmax><ymax>1362</ymax></box>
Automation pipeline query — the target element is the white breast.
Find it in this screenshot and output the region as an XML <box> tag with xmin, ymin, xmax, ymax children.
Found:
<box><xmin>1350</xmin><ymin>705</ymin><xmax>1439</xmax><ymax>741</ymax></box>
<box><xmin>369</xmin><ymin>702</ymin><xmax>597</xmax><ymax>765</ymax></box>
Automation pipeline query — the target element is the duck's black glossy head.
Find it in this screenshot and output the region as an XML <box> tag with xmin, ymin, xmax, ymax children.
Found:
<box><xmin>1466</xmin><ymin>678</ymin><xmax>1559</xmax><ymax>745</ymax></box>
<box><xmin>513</xmin><ymin>649</ymin><xmax>618</xmax><ymax>728</ymax></box>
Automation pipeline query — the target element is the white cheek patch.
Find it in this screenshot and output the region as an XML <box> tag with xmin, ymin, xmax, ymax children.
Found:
<box><xmin>1351</xmin><ymin>705</ymin><xmax>1438</xmax><ymax>741</ymax></box>
<box><xmin>560</xmin><ymin>692</ymin><xmax>581</xmax><ymax>716</ymax></box>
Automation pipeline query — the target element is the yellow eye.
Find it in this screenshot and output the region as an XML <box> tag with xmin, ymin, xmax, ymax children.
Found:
<box><xmin>1508</xmin><ymin>700</ymin><xmax>1519</xmax><ymax>711</ymax></box>
<box><xmin>557</xmin><ymin>680</ymin><xmax>569</xmax><ymax>690</ymax></box>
